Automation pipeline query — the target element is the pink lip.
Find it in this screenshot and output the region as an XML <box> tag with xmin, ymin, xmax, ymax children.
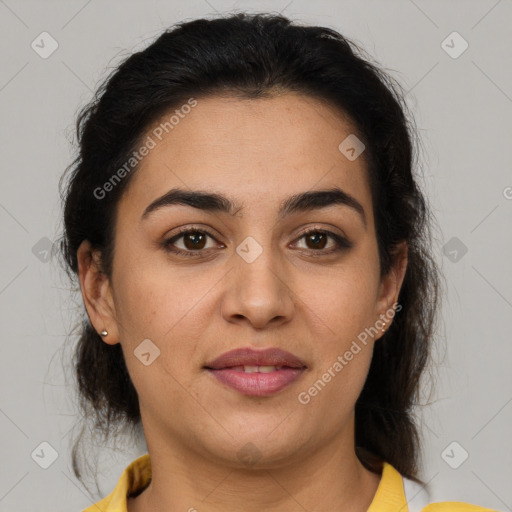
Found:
<box><xmin>204</xmin><ymin>347</ymin><xmax>307</xmax><ymax>370</ymax></box>
<box><xmin>204</xmin><ymin>347</ymin><xmax>307</xmax><ymax>397</ymax></box>
<box><xmin>206</xmin><ymin>367</ymin><xmax>306</xmax><ymax>396</ymax></box>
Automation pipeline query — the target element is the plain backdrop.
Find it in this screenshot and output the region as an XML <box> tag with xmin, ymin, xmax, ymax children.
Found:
<box><xmin>0</xmin><ymin>1</ymin><xmax>511</xmax><ymax>511</ymax></box>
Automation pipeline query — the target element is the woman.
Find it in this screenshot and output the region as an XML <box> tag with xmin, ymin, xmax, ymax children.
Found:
<box><xmin>58</xmin><ymin>12</ymin><xmax>496</xmax><ymax>511</ymax></box>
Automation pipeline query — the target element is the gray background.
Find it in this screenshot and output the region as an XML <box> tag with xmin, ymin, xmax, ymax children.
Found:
<box><xmin>0</xmin><ymin>0</ymin><xmax>511</xmax><ymax>510</ymax></box>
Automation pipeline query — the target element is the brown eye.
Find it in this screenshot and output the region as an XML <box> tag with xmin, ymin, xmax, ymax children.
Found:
<box><xmin>181</xmin><ymin>231</ymin><xmax>207</xmax><ymax>250</ymax></box>
<box><xmin>164</xmin><ymin>229</ymin><xmax>220</xmax><ymax>257</ymax></box>
<box><xmin>304</xmin><ymin>232</ymin><xmax>328</xmax><ymax>250</ymax></box>
<box><xmin>294</xmin><ymin>229</ymin><xmax>353</xmax><ymax>254</ymax></box>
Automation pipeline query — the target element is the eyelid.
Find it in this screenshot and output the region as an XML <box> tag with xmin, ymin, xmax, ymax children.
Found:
<box><xmin>294</xmin><ymin>224</ymin><xmax>348</xmax><ymax>241</ymax></box>
<box><xmin>164</xmin><ymin>224</ymin><xmax>224</xmax><ymax>244</ymax></box>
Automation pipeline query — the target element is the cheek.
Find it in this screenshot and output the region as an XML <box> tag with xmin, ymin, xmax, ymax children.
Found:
<box><xmin>306</xmin><ymin>281</ymin><xmax>377</xmax><ymax>392</ymax></box>
<box><xmin>296</xmin><ymin>286</ymin><xmax>377</xmax><ymax>429</ymax></box>
<box><xmin>114</xmin><ymin>268</ymin><xmax>211</xmax><ymax>415</ymax></box>
<box><xmin>112</xmin><ymin>249</ymin><xmax>212</xmax><ymax>336</ymax></box>
<box><xmin>295</xmin><ymin>249</ymin><xmax>380</xmax><ymax>401</ymax></box>
<box><xmin>112</xmin><ymin>257</ymin><xmax>221</xmax><ymax>392</ymax></box>
<box><xmin>302</xmin><ymin>256</ymin><xmax>380</xmax><ymax>338</ymax></box>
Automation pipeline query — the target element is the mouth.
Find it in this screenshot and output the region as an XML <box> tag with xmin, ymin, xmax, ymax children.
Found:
<box><xmin>205</xmin><ymin>364</ymin><xmax>300</xmax><ymax>372</ymax></box>
<box><xmin>203</xmin><ymin>347</ymin><xmax>307</xmax><ymax>396</ymax></box>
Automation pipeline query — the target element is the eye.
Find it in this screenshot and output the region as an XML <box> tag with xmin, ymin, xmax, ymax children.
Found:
<box><xmin>293</xmin><ymin>228</ymin><xmax>352</xmax><ymax>255</ymax></box>
<box><xmin>163</xmin><ymin>228</ymin><xmax>222</xmax><ymax>257</ymax></box>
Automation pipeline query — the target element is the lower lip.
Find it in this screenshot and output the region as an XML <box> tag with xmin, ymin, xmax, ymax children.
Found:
<box><xmin>206</xmin><ymin>368</ymin><xmax>305</xmax><ymax>396</ymax></box>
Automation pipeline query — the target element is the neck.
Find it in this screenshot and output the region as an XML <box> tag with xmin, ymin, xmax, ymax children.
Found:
<box><xmin>127</xmin><ymin>422</ymin><xmax>381</xmax><ymax>512</ymax></box>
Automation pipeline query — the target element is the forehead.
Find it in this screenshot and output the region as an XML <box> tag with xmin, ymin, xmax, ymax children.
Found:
<box><xmin>119</xmin><ymin>93</ymin><xmax>371</xmax><ymax>219</ymax></box>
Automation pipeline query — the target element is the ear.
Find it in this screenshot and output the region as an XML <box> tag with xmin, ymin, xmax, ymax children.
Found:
<box><xmin>77</xmin><ymin>239</ymin><xmax>120</xmax><ymax>345</ymax></box>
<box><xmin>375</xmin><ymin>241</ymin><xmax>408</xmax><ymax>335</ymax></box>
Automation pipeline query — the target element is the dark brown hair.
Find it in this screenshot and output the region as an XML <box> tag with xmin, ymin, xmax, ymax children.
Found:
<box><xmin>57</xmin><ymin>11</ymin><xmax>440</xmax><ymax>492</ymax></box>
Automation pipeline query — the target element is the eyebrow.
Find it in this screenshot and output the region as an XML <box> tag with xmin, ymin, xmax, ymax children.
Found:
<box><xmin>140</xmin><ymin>186</ymin><xmax>367</xmax><ymax>227</ymax></box>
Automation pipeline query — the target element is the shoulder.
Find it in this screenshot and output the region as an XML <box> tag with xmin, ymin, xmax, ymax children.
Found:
<box><xmin>402</xmin><ymin>472</ymin><xmax>498</xmax><ymax>512</ymax></box>
<box><xmin>81</xmin><ymin>453</ymin><xmax>152</xmax><ymax>512</ymax></box>
<box><xmin>369</xmin><ymin>462</ymin><xmax>497</xmax><ymax>511</ymax></box>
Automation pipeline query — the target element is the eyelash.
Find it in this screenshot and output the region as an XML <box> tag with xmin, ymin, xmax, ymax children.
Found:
<box><xmin>162</xmin><ymin>226</ymin><xmax>353</xmax><ymax>258</ymax></box>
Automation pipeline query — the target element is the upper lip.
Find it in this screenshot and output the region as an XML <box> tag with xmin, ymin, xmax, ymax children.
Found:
<box><xmin>204</xmin><ymin>347</ymin><xmax>307</xmax><ymax>369</ymax></box>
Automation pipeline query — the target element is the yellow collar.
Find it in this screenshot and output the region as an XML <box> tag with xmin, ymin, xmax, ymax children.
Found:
<box><xmin>368</xmin><ymin>460</ymin><xmax>408</xmax><ymax>511</ymax></box>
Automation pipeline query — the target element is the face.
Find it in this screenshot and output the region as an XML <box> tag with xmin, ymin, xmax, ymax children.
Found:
<box><xmin>78</xmin><ymin>93</ymin><xmax>406</xmax><ymax>467</ymax></box>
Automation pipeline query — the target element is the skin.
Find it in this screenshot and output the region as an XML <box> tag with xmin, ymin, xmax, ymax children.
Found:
<box><xmin>77</xmin><ymin>92</ymin><xmax>407</xmax><ymax>512</ymax></box>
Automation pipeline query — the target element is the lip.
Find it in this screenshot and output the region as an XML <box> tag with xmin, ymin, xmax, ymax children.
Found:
<box><xmin>206</xmin><ymin>368</ymin><xmax>305</xmax><ymax>396</ymax></box>
<box><xmin>204</xmin><ymin>347</ymin><xmax>307</xmax><ymax>370</ymax></box>
<box><xmin>204</xmin><ymin>347</ymin><xmax>307</xmax><ymax>397</ymax></box>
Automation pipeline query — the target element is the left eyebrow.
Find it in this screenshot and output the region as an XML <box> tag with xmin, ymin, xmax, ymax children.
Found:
<box><xmin>140</xmin><ymin>186</ymin><xmax>367</xmax><ymax>228</ymax></box>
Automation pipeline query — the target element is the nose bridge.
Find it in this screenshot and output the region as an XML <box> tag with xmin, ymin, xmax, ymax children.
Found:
<box><xmin>222</xmin><ymin>231</ymin><xmax>294</xmax><ymax>328</ymax></box>
<box><xmin>237</xmin><ymin>234</ymin><xmax>282</xmax><ymax>289</ymax></box>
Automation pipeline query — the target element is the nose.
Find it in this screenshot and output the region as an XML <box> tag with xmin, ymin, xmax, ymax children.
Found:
<box><xmin>220</xmin><ymin>244</ymin><xmax>295</xmax><ymax>330</ymax></box>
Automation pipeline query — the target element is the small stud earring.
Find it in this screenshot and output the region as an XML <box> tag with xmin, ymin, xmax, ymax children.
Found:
<box><xmin>381</xmin><ymin>321</ymin><xmax>387</xmax><ymax>332</ymax></box>
<box><xmin>100</xmin><ymin>329</ymin><xmax>108</xmax><ymax>336</ymax></box>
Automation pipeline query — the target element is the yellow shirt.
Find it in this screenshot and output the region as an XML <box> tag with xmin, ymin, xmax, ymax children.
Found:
<box><xmin>82</xmin><ymin>453</ymin><xmax>497</xmax><ymax>511</ymax></box>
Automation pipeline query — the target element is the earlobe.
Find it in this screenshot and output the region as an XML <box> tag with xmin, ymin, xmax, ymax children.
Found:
<box><xmin>77</xmin><ymin>239</ymin><xmax>119</xmax><ymax>345</ymax></box>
